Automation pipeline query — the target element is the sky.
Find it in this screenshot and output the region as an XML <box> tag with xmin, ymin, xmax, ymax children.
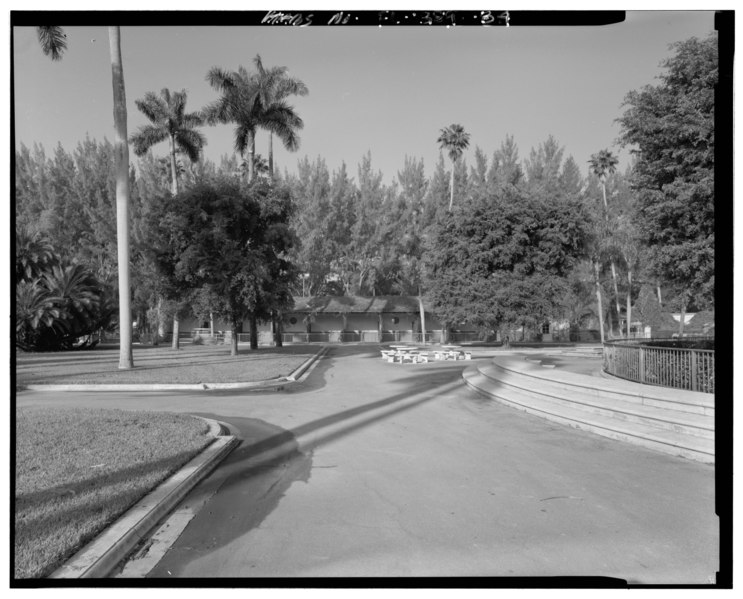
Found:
<box><xmin>12</xmin><ymin>10</ymin><xmax>718</xmax><ymax>185</ymax></box>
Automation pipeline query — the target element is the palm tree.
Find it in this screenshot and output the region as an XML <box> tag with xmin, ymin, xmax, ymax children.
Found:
<box><xmin>251</xmin><ymin>54</ymin><xmax>308</xmax><ymax>177</ymax></box>
<box><xmin>16</xmin><ymin>226</ymin><xmax>56</xmax><ymax>284</ymax></box>
<box><xmin>37</xmin><ymin>26</ymin><xmax>133</xmax><ymax>368</ymax></box>
<box><xmin>130</xmin><ymin>89</ymin><xmax>205</xmax><ymax>349</ymax></box>
<box><xmin>130</xmin><ymin>88</ymin><xmax>206</xmax><ymax>195</ymax></box>
<box><xmin>589</xmin><ymin>149</ymin><xmax>621</xmax><ymax>336</ymax></box>
<box><xmin>437</xmin><ymin>124</ymin><xmax>471</xmax><ymax>211</ymax></box>
<box><xmin>205</xmin><ymin>62</ymin><xmax>304</xmax><ymax>182</ymax></box>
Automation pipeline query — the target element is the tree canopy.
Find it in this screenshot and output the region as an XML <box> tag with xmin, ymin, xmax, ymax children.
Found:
<box><xmin>617</xmin><ymin>34</ymin><xmax>717</xmax><ymax>309</ymax></box>
<box><xmin>148</xmin><ymin>176</ymin><xmax>296</xmax><ymax>354</ymax></box>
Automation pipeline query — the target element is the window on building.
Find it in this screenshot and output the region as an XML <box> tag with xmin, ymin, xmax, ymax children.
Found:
<box><xmin>542</xmin><ymin>322</ymin><xmax>550</xmax><ymax>334</ymax></box>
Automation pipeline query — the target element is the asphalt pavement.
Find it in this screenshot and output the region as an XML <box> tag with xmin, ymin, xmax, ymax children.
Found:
<box><xmin>16</xmin><ymin>345</ymin><xmax>718</xmax><ymax>582</ymax></box>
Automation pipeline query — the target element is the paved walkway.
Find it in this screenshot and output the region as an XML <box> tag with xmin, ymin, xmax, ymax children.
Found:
<box><xmin>17</xmin><ymin>346</ymin><xmax>718</xmax><ymax>582</ymax></box>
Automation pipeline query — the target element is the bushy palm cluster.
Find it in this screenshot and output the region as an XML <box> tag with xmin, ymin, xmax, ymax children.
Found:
<box><xmin>15</xmin><ymin>228</ymin><xmax>115</xmax><ymax>351</ymax></box>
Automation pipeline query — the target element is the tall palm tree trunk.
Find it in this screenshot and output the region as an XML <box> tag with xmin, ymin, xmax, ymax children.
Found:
<box><xmin>626</xmin><ymin>270</ymin><xmax>633</xmax><ymax>339</ymax></box>
<box><xmin>168</xmin><ymin>134</ymin><xmax>179</xmax><ymax>195</ymax></box>
<box><xmin>109</xmin><ymin>26</ymin><xmax>133</xmax><ymax>369</ymax></box>
<box><xmin>601</xmin><ymin>181</ymin><xmax>621</xmax><ymax>336</ymax></box>
<box><xmin>167</xmin><ymin>134</ymin><xmax>181</xmax><ymax>348</ymax></box>
<box><xmin>247</xmin><ymin>130</ymin><xmax>255</xmax><ymax>182</ymax></box>
<box><xmin>594</xmin><ymin>261</ymin><xmax>605</xmax><ymax>344</ymax></box>
<box><xmin>448</xmin><ymin>167</ymin><xmax>455</xmax><ymax>211</ymax></box>
<box><xmin>268</xmin><ymin>133</ymin><xmax>274</xmax><ymax>179</ymax></box>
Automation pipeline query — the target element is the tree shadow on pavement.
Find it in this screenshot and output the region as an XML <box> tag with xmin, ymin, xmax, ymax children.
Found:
<box><xmin>152</xmin><ymin>365</ymin><xmax>485</xmax><ymax>576</ymax></box>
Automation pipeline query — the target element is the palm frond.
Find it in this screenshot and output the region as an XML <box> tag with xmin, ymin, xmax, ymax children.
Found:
<box><xmin>129</xmin><ymin>125</ymin><xmax>169</xmax><ymax>155</ymax></box>
<box><xmin>135</xmin><ymin>92</ymin><xmax>169</xmax><ymax>124</ymax></box>
<box><xmin>175</xmin><ymin>129</ymin><xmax>207</xmax><ymax>162</ymax></box>
<box><xmin>206</xmin><ymin>66</ymin><xmax>238</xmax><ymax>91</ymax></box>
<box><xmin>36</xmin><ymin>26</ymin><xmax>67</xmax><ymax>61</ymax></box>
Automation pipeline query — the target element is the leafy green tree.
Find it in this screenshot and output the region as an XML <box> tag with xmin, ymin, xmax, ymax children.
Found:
<box><xmin>350</xmin><ymin>152</ymin><xmax>387</xmax><ymax>294</ymax></box>
<box><xmin>617</xmin><ymin>34</ymin><xmax>717</xmax><ymax>321</ymax></box>
<box><xmin>288</xmin><ymin>156</ymin><xmax>334</xmax><ymax>295</ymax></box>
<box><xmin>437</xmin><ymin>124</ymin><xmax>471</xmax><ymax>211</ymax></box>
<box><xmin>36</xmin><ymin>25</ymin><xmax>134</xmax><ymax>368</ymax></box>
<box><xmin>423</xmin><ymin>179</ymin><xmax>591</xmax><ymax>342</ymax></box>
<box><xmin>129</xmin><ymin>88</ymin><xmax>206</xmax><ymax>195</ymax></box>
<box><xmin>423</xmin><ymin>154</ymin><xmax>450</xmax><ymax>225</ymax></box>
<box><xmin>15</xmin><ymin>144</ymin><xmax>51</xmax><ymax>235</ymax></box>
<box><xmin>487</xmin><ymin>135</ymin><xmax>523</xmax><ymax>192</ymax></box>
<box><xmin>151</xmin><ymin>177</ymin><xmax>296</xmax><ymax>355</ymax></box>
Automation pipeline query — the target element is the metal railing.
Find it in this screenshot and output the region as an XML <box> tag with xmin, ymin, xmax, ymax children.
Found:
<box><xmin>602</xmin><ymin>338</ymin><xmax>715</xmax><ymax>394</ymax></box>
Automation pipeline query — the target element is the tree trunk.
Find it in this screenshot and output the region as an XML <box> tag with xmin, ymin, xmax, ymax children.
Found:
<box><xmin>418</xmin><ymin>290</ymin><xmax>426</xmax><ymax>345</ymax></box>
<box><xmin>109</xmin><ymin>26</ymin><xmax>133</xmax><ymax>370</ymax></box>
<box><xmin>610</xmin><ymin>260</ymin><xmax>621</xmax><ymax>334</ymax></box>
<box><xmin>594</xmin><ymin>261</ymin><xmax>605</xmax><ymax>344</ymax></box>
<box><xmin>171</xmin><ymin>316</ymin><xmax>180</xmax><ymax>350</ymax></box>
<box><xmin>448</xmin><ymin>165</ymin><xmax>455</xmax><ymax>211</ymax></box>
<box><xmin>231</xmin><ymin>317</ymin><xmax>239</xmax><ymax>356</ymax></box>
<box><xmin>656</xmin><ymin>282</ymin><xmax>663</xmax><ymax>307</ymax></box>
<box><xmin>247</xmin><ymin>130</ymin><xmax>255</xmax><ymax>183</ymax></box>
<box><xmin>169</xmin><ymin>134</ymin><xmax>178</xmax><ymax>195</ymax></box>
<box><xmin>273</xmin><ymin>311</ymin><xmax>283</xmax><ymax>347</ymax></box>
<box><xmin>626</xmin><ymin>269</ymin><xmax>633</xmax><ymax>339</ymax></box>
<box><xmin>153</xmin><ymin>298</ymin><xmax>161</xmax><ymax>346</ymax></box>
<box><xmin>678</xmin><ymin>302</ymin><xmax>686</xmax><ymax>337</ymax></box>
<box><xmin>268</xmin><ymin>132</ymin><xmax>274</xmax><ymax>179</ymax></box>
<box><xmin>250</xmin><ymin>313</ymin><xmax>258</xmax><ymax>349</ymax></box>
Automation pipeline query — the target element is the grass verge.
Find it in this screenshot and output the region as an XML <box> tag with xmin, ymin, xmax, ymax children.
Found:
<box><xmin>15</xmin><ymin>407</ymin><xmax>214</xmax><ymax>579</ymax></box>
<box><xmin>15</xmin><ymin>343</ymin><xmax>318</xmax><ymax>386</ymax></box>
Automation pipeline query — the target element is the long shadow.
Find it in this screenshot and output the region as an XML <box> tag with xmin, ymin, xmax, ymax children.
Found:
<box><xmin>145</xmin><ymin>416</ymin><xmax>313</xmax><ymax>578</ymax></box>
<box><xmin>146</xmin><ymin>364</ymin><xmax>477</xmax><ymax>576</ymax></box>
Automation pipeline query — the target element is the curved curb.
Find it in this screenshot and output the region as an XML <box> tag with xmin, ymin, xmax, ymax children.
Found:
<box><xmin>18</xmin><ymin>346</ymin><xmax>329</xmax><ymax>393</ymax></box>
<box><xmin>48</xmin><ymin>417</ymin><xmax>239</xmax><ymax>579</ymax></box>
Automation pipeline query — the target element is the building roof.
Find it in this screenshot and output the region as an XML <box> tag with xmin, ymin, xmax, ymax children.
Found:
<box><xmin>685</xmin><ymin>310</ymin><xmax>715</xmax><ymax>334</ymax></box>
<box><xmin>291</xmin><ymin>295</ymin><xmax>430</xmax><ymax>314</ymax></box>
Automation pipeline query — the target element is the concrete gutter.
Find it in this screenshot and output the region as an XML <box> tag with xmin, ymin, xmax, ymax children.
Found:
<box><xmin>49</xmin><ymin>417</ymin><xmax>239</xmax><ymax>579</ymax></box>
<box><xmin>18</xmin><ymin>346</ymin><xmax>329</xmax><ymax>392</ymax></box>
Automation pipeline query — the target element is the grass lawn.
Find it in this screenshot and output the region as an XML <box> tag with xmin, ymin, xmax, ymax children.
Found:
<box><xmin>15</xmin><ymin>407</ymin><xmax>215</xmax><ymax>579</ymax></box>
<box><xmin>15</xmin><ymin>343</ymin><xmax>318</xmax><ymax>386</ymax></box>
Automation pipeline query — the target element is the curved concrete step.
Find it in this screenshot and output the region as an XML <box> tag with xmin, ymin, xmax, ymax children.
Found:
<box><xmin>490</xmin><ymin>356</ymin><xmax>714</xmax><ymax>416</ymax></box>
<box><xmin>476</xmin><ymin>361</ymin><xmax>714</xmax><ymax>440</ymax></box>
<box><xmin>462</xmin><ymin>360</ymin><xmax>714</xmax><ymax>464</ymax></box>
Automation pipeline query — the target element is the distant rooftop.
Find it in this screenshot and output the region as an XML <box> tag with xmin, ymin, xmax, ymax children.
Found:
<box><xmin>291</xmin><ymin>295</ymin><xmax>430</xmax><ymax>314</ymax></box>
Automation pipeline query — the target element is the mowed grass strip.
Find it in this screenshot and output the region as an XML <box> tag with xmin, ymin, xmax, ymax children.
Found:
<box><xmin>15</xmin><ymin>407</ymin><xmax>214</xmax><ymax>579</ymax></box>
<box><xmin>15</xmin><ymin>344</ymin><xmax>317</xmax><ymax>386</ymax></box>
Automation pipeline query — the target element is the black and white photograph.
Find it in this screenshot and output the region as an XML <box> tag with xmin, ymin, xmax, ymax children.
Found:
<box><xmin>10</xmin><ymin>5</ymin><xmax>731</xmax><ymax>589</ymax></box>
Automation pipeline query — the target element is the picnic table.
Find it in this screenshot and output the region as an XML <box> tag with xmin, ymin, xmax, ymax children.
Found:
<box><xmin>434</xmin><ymin>346</ymin><xmax>472</xmax><ymax>361</ymax></box>
<box><xmin>381</xmin><ymin>346</ymin><xmax>429</xmax><ymax>364</ymax></box>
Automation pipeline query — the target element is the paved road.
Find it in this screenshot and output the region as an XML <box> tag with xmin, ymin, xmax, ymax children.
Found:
<box><xmin>17</xmin><ymin>345</ymin><xmax>718</xmax><ymax>582</ymax></box>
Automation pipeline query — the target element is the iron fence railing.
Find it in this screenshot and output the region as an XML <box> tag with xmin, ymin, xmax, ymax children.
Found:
<box><xmin>603</xmin><ymin>338</ymin><xmax>714</xmax><ymax>394</ymax></box>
